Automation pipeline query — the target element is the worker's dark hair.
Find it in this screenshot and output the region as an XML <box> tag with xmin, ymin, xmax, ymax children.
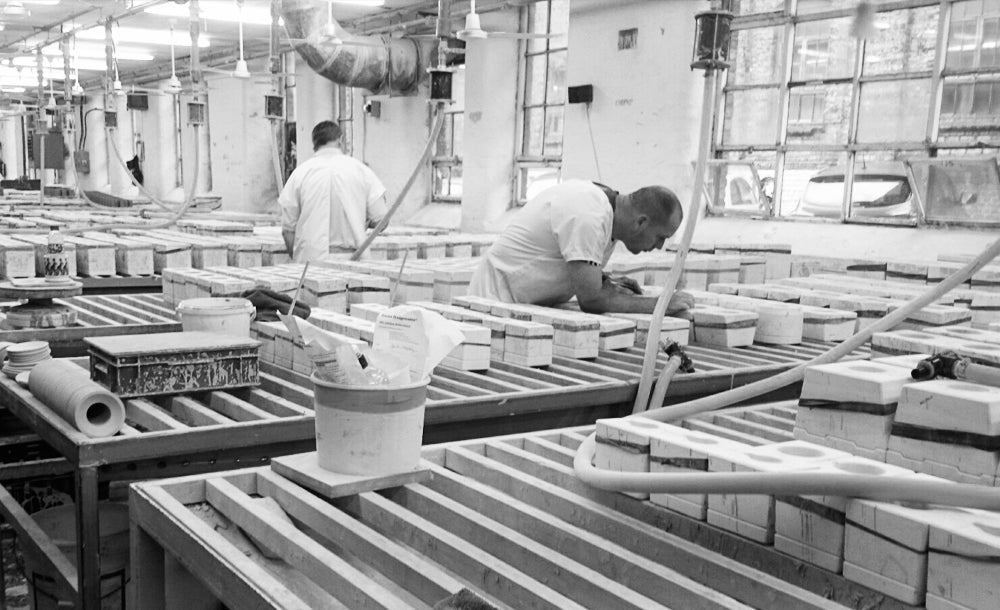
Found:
<box><xmin>312</xmin><ymin>121</ymin><xmax>342</xmax><ymax>151</ymax></box>
<box><xmin>630</xmin><ymin>185</ymin><xmax>683</xmax><ymax>227</ymax></box>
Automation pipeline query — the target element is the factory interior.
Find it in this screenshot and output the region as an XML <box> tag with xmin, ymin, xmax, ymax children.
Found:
<box><xmin>1</xmin><ymin>0</ymin><xmax>1000</xmax><ymax>608</ymax></box>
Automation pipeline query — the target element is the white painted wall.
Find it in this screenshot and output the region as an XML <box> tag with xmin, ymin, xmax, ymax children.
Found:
<box><xmin>456</xmin><ymin>9</ymin><xmax>521</xmax><ymax>233</ymax></box>
<box><xmin>293</xmin><ymin>66</ymin><xmax>337</xmax><ymax>167</ymax></box>
<box><xmin>206</xmin><ymin>70</ymin><xmax>280</xmax><ymax>214</ymax></box>
<box><xmin>562</xmin><ymin>0</ymin><xmax>704</xmax><ymax>200</ymax></box>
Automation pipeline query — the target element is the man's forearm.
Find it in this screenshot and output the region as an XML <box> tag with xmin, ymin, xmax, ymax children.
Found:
<box><xmin>282</xmin><ymin>229</ymin><xmax>295</xmax><ymax>257</ymax></box>
<box><xmin>579</xmin><ymin>286</ymin><xmax>682</xmax><ymax>315</ymax></box>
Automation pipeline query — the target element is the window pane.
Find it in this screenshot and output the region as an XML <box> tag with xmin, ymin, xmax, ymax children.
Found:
<box><xmin>527</xmin><ymin>3</ymin><xmax>550</xmax><ymax>54</ymax></box>
<box><xmin>863</xmin><ymin>7</ymin><xmax>939</xmax><ymax>75</ymax></box>
<box><xmin>849</xmin><ymin>152</ymin><xmax>917</xmax><ymax>220</ymax></box>
<box><xmin>983</xmin><ymin>17</ymin><xmax>1000</xmax><ymax>67</ymax></box>
<box><xmin>543</xmin><ymin>105</ymin><xmax>564</xmax><ymax>155</ymax></box>
<box><xmin>780</xmin><ymin>152</ymin><xmax>847</xmax><ymax>218</ymax></box>
<box><xmin>523</xmin><ymin>107</ymin><xmax>544</xmax><ymax>156</ymax></box>
<box><xmin>728</xmin><ymin>26</ymin><xmax>783</xmax><ymax>86</ymax></box>
<box><xmin>722</xmin><ymin>88</ymin><xmax>779</xmax><ymax>145</ymax></box>
<box><xmin>857</xmin><ymin>80</ymin><xmax>930</xmax><ymax>143</ymax></box>
<box><xmin>791</xmin><ymin>19</ymin><xmax>856</xmax><ymax>81</ymax></box>
<box><xmin>520</xmin><ymin>166</ymin><xmax>562</xmax><ymax>203</ymax></box>
<box><xmin>549</xmin><ymin>0</ymin><xmax>570</xmax><ymax>48</ymax></box>
<box><xmin>910</xmin><ymin>157</ymin><xmax>1000</xmax><ymax>222</ymax></box>
<box><xmin>732</xmin><ymin>0</ymin><xmax>784</xmax><ymax>15</ymax></box>
<box><xmin>435</xmin><ymin>115</ymin><xmax>454</xmax><ymax>156</ymax></box>
<box><xmin>704</xmin><ymin>161</ymin><xmax>772</xmax><ymax>215</ymax></box>
<box><xmin>947</xmin><ymin>17</ymin><xmax>979</xmax><ymax>69</ymax></box>
<box><xmin>449</xmin><ymin>164</ymin><xmax>464</xmax><ymax>197</ymax></box>
<box><xmin>548</xmin><ymin>50</ymin><xmax>567</xmax><ymax>104</ymax></box>
<box><xmin>786</xmin><ymin>83</ymin><xmax>851</xmax><ymax>145</ymax></box>
<box><xmin>525</xmin><ymin>55</ymin><xmax>547</xmax><ymax>105</ymax></box>
<box><xmin>433</xmin><ymin>166</ymin><xmax>450</xmax><ymax>197</ymax></box>
<box><xmin>938</xmin><ymin>77</ymin><xmax>1000</xmax><ymax>143</ymax></box>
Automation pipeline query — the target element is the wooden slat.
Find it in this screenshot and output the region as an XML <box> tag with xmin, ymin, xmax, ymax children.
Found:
<box><xmin>169</xmin><ymin>396</ymin><xmax>233</xmax><ymax>427</ymax></box>
<box><xmin>246</xmin><ymin>389</ymin><xmax>312</xmax><ymax>417</ymax></box>
<box><xmin>340</xmin><ymin>491</ymin><xmax>589</xmax><ymax>610</ymax></box>
<box><xmin>710</xmin><ymin>414</ymin><xmax>795</xmax><ymax>443</ymax></box>
<box><xmin>420</xmin><ymin>460</ymin><xmax>753</xmax><ymax>610</ymax></box>
<box><xmin>447</xmin><ymin>444</ymin><xmax>845</xmax><ymax>610</ymax></box>
<box><xmin>117</xmin><ymin>294</ymin><xmax>178</xmax><ymax>319</ymax></box>
<box><xmin>387</xmin><ymin>484</ymin><xmax>672</xmax><ymax>610</ymax></box>
<box><xmin>125</xmin><ymin>398</ymin><xmax>188</xmax><ymax>432</ymax></box>
<box><xmin>255</xmin><ymin>470</ymin><xmax>470</xmax><ymax>608</ymax></box>
<box><xmin>90</xmin><ymin>295</ymin><xmax>173</xmax><ymax>323</ymax></box>
<box><xmin>741</xmin><ymin>409</ymin><xmax>796</xmax><ymax>433</ymax></box>
<box><xmin>206</xmin><ymin>392</ymin><xmax>278</xmax><ymax>422</ymax></box>
<box><xmin>433</xmin><ymin>368</ymin><xmax>532</xmax><ymax>394</ymax></box>
<box><xmin>682</xmin><ymin>419</ymin><xmax>771</xmax><ymax>446</ymax></box>
<box><xmin>205</xmin><ymin>478</ymin><xmax>418</xmax><ymax>610</ymax></box>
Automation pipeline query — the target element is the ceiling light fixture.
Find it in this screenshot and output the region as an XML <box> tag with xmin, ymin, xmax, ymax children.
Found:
<box><xmin>145</xmin><ymin>1</ymin><xmax>283</xmax><ymax>26</ymax></box>
<box><xmin>77</xmin><ymin>26</ymin><xmax>210</xmax><ymax>48</ymax></box>
<box><xmin>458</xmin><ymin>0</ymin><xmax>487</xmax><ymax>40</ymax></box>
<box><xmin>43</xmin><ymin>43</ymin><xmax>154</xmax><ymax>62</ymax></box>
<box><xmin>233</xmin><ymin>0</ymin><xmax>250</xmax><ymax>79</ymax></box>
<box><xmin>165</xmin><ymin>20</ymin><xmax>182</xmax><ymax>95</ymax></box>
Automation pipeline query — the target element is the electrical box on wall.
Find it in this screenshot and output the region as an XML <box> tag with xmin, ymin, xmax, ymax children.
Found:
<box><xmin>264</xmin><ymin>95</ymin><xmax>284</xmax><ymax>119</ymax></box>
<box><xmin>568</xmin><ymin>85</ymin><xmax>594</xmax><ymax>104</ymax></box>
<box><xmin>126</xmin><ymin>93</ymin><xmax>149</xmax><ymax>111</ymax></box>
<box><xmin>74</xmin><ymin>150</ymin><xmax>90</xmax><ymax>174</ymax></box>
<box><xmin>104</xmin><ymin>111</ymin><xmax>117</xmax><ymax>128</ymax></box>
<box><xmin>187</xmin><ymin>102</ymin><xmax>206</xmax><ymax>125</ymax></box>
<box><xmin>363</xmin><ymin>100</ymin><xmax>381</xmax><ymax>118</ymax></box>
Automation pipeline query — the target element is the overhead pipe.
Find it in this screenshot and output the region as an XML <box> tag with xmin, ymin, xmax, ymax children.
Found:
<box><xmin>280</xmin><ymin>0</ymin><xmax>430</xmax><ymax>95</ymax></box>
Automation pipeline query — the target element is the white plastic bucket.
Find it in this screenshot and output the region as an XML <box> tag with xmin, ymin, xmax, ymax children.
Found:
<box><xmin>176</xmin><ymin>297</ymin><xmax>255</xmax><ymax>337</ymax></box>
<box><xmin>311</xmin><ymin>373</ymin><xmax>429</xmax><ymax>476</ymax></box>
<box><xmin>22</xmin><ymin>502</ymin><xmax>129</xmax><ymax>610</ymax></box>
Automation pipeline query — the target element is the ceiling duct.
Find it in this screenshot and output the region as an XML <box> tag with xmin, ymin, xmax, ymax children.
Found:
<box><xmin>281</xmin><ymin>0</ymin><xmax>433</xmax><ymax>95</ymax></box>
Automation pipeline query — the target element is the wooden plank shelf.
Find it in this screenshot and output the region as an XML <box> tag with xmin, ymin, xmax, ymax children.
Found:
<box><xmin>0</xmin><ymin>293</ymin><xmax>180</xmax><ymax>357</ymax></box>
<box><xmin>129</xmin><ymin>421</ymin><xmax>914</xmax><ymax>609</ymax></box>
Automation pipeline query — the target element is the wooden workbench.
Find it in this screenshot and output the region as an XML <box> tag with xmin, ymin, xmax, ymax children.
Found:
<box><xmin>128</xmin><ymin>414</ymin><xmax>914</xmax><ymax>610</ymax></box>
<box><xmin>0</xmin><ymin>337</ymin><xmax>868</xmax><ymax>609</ymax></box>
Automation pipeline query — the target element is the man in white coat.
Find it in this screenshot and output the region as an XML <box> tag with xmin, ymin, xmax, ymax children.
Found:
<box><xmin>279</xmin><ymin>121</ymin><xmax>387</xmax><ymax>262</ymax></box>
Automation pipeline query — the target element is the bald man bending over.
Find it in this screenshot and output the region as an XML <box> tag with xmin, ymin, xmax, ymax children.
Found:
<box><xmin>468</xmin><ymin>179</ymin><xmax>694</xmax><ymax>315</ymax></box>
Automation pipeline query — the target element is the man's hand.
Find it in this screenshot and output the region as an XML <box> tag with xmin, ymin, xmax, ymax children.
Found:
<box><xmin>667</xmin><ymin>290</ymin><xmax>695</xmax><ymax>313</ymax></box>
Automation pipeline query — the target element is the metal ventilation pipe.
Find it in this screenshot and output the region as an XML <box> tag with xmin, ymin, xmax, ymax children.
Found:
<box><xmin>280</xmin><ymin>0</ymin><xmax>432</xmax><ymax>95</ymax></box>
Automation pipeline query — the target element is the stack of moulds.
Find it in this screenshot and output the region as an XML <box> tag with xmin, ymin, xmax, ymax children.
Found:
<box><xmin>871</xmin><ymin>329</ymin><xmax>1000</xmax><ymax>366</ymax></box>
<box><xmin>424</xmin><ymin>259</ymin><xmax>479</xmax><ymax>304</ymax></box>
<box><xmin>64</xmin><ymin>235</ymin><xmax>117</xmax><ymax>277</ymax></box>
<box><xmin>594</xmin><ymin>417</ymin><xmax>659</xmax><ymax>500</ymax></box>
<box><xmin>603</xmin><ymin>312</ymin><xmax>690</xmax><ymax>348</ymax></box>
<box><xmin>774</xmin><ymin>455</ymin><xmax>920</xmax><ymax>573</ymax></box>
<box><xmin>707</xmin><ymin>440</ymin><xmax>852</xmax><ymax>544</ymax></box>
<box><xmin>0</xmin><ymin>235</ymin><xmax>39</xmax><ymax>279</ymax></box>
<box><xmin>690</xmin><ymin>305</ymin><xmax>758</xmax><ymax>347</ymax></box>
<box><xmin>924</xmin><ymin>505</ymin><xmax>1000</xmax><ymax>610</ymax></box>
<box><xmin>253</xmin><ymin>321</ymin><xmax>367</xmax><ymax>375</ymax></box>
<box><xmin>413</xmin><ymin>301</ymin><xmax>553</xmax><ymax>367</ymax></box>
<box><xmin>801</xmin><ymin>291</ymin><xmax>891</xmax><ymax>333</ymax></box>
<box><xmin>307</xmin><ymin>309</ymin><xmax>375</xmax><ymax>344</ymax></box>
<box><xmin>713</xmin><ymin>242</ymin><xmax>793</xmax><ymax>280</ymax></box>
<box><xmin>458</xmin><ymin>297</ymin><xmax>601</xmax><ymax>359</ymax></box>
<box><xmin>842</xmin><ymin>487</ymin><xmax>974</xmax><ymax>607</ymax></box>
<box><xmin>348</xmin><ymin>302</ymin><xmax>492</xmax><ymax>371</ymax></box>
<box><xmin>551</xmin><ymin>305</ymin><xmax>637</xmax><ymax>351</ymax></box>
<box><xmin>160</xmin><ymin>269</ymin><xmax>257</xmax><ymax>306</ymax></box>
<box><xmin>256</xmin><ymin>237</ymin><xmax>293</xmax><ymax>267</ymax></box>
<box><xmin>82</xmin><ymin>231</ymin><xmax>155</xmax><ymax>276</ymax></box>
<box><xmin>145</xmin><ymin>229</ymin><xmax>231</xmax><ymax>269</ymax></box>
<box><xmin>714</xmin><ymin>294</ymin><xmax>804</xmax><ymax>345</ymax></box>
<box><xmin>272</xmin><ymin>264</ymin><xmax>389</xmax><ymax>309</ymax></box>
<box><xmin>880</xmin><ymin>298</ymin><xmax>973</xmax><ymax>330</ymax></box>
<box><xmin>175</xmin><ymin>218</ymin><xmax>255</xmax><ymax>236</ymax></box>
<box><xmin>991</xmin><ymin>321</ymin><xmax>1000</xmax><ymax>332</ymax></box>
<box><xmin>777</xmin><ymin>274</ymin><xmax>955</xmax><ymax>306</ymax></box>
<box><xmin>112</xmin><ymin>230</ymin><xmax>192</xmax><ymax>273</ymax></box>
<box><xmin>794</xmin><ymin>359</ymin><xmax>916</xmax><ymax>461</ymax></box>
<box><xmin>221</xmin><ymin>235</ymin><xmax>265</xmax><ymax>268</ymax></box>
<box><xmin>724</xmin><ymin>284</ymin><xmax>857</xmax><ymax>341</ymax></box>
<box><xmin>316</xmin><ymin>259</ymin><xmax>435</xmax><ymax>304</ymax></box>
<box><xmin>926</xmin><ymin>261</ymin><xmax>970</xmax><ymax>286</ymax></box>
<box><xmin>886</xmin><ymin>260</ymin><xmax>929</xmax><ymax>284</ymax></box>
<box><xmin>680</xmin><ymin>255</ymin><xmax>742</xmax><ymax>291</ymax></box>
<box><xmin>970</xmin><ymin>292</ymin><xmax>1000</xmax><ymax>328</ymax></box>
<box><xmin>734</xmin><ymin>283</ymin><xmax>803</xmax><ymax>303</ymax></box>
<box><xmin>12</xmin><ymin>234</ymin><xmax>79</xmax><ymax>277</ymax></box>
<box><xmin>886</xmin><ymin>379</ymin><xmax>1000</xmax><ymax>486</ymax></box>
<box><xmin>923</xmin><ymin>325</ymin><xmax>1000</xmax><ymax>345</ymax></box>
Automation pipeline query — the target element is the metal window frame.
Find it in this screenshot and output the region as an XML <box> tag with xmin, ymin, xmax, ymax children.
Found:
<box><xmin>431</xmin><ymin>108</ymin><xmax>464</xmax><ymax>204</ymax></box>
<box><xmin>714</xmin><ymin>0</ymin><xmax>1000</xmax><ymax>227</ymax></box>
<box><xmin>513</xmin><ymin>0</ymin><xmax>566</xmax><ymax>207</ymax></box>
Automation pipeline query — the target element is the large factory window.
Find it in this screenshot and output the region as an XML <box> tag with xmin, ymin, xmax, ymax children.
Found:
<box><xmin>431</xmin><ymin>68</ymin><xmax>465</xmax><ymax>203</ymax></box>
<box><xmin>716</xmin><ymin>0</ymin><xmax>1000</xmax><ymax>226</ymax></box>
<box><xmin>514</xmin><ymin>0</ymin><xmax>569</xmax><ymax>206</ymax></box>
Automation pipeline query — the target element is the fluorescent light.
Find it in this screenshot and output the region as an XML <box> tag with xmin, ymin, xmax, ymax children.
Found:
<box><xmin>77</xmin><ymin>26</ymin><xmax>210</xmax><ymax>47</ymax></box>
<box><xmin>21</xmin><ymin>0</ymin><xmax>61</xmax><ymax>4</ymax></box>
<box><xmin>146</xmin><ymin>1</ymin><xmax>284</xmax><ymax>26</ymax></box>
<box><xmin>2</xmin><ymin>2</ymin><xmax>30</xmax><ymax>17</ymax></box>
<box><xmin>0</xmin><ymin>86</ymin><xmax>25</xmax><ymax>93</ymax></box>
<box><xmin>330</xmin><ymin>0</ymin><xmax>385</xmax><ymax>5</ymax></box>
<box><xmin>42</xmin><ymin>43</ymin><xmax>154</xmax><ymax>61</ymax></box>
<box><xmin>10</xmin><ymin>57</ymin><xmax>108</xmax><ymax>71</ymax></box>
